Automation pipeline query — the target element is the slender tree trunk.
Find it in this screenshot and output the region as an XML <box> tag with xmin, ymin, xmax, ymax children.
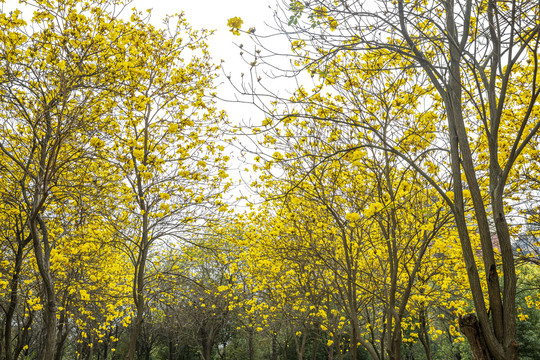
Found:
<box><xmin>102</xmin><ymin>340</ymin><xmax>109</xmax><ymax>360</ymax></box>
<box><xmin>125</xmin><ymin>309</ymin><xmax>144</xmax><ymax>360</ymax></box>
<box><xmin>328</xmin><ymin>342</ymin><xmax>334</xmax><ymax>360</ymax></box>
<box><xmin>0</xmin><ymin>325</ymin><xmax>4</xmax><ymax>360</ymax></box>
<box><xmin>126</xmin><ymin>210</ymin><xmax>149</xmax><ymax>360</ymax></box>
<box><xmin>418</xmin><ymin>306</ymin><xmax>432</xmax><ymax>360</ymax></box>
<box><xmin>349</xmin><ymin>324</ymin><xmax>357</xmax><ymax>360</ymax></box>
<box><xmin>282</xmin><ymin>338</ymin><xmax>289</xmax><ymax>360</ymax></box>
<box><xmin>204</xmin><ymin>343</ymin><xmax>212</xmax><ymax>360</ymax></box>
<box><xmin>248</xmin><ymin>328</ymin><xmax>255</xmax><ymax>360</ymax></box>
<box><xmin>293</xmin><ymin>330</ymin><xmax>306</xmax><ymax>360</ymax></box>
<box><xmin>311</xmin><ymin>332</ymin><xmax>318</xmax><ymax>360</ymax></box>
<box><xmin>145</xmin><ymin>343</ymin><xmax>151</xmax><ymax>360</ymax></box>
<box><xmin>272</xmin><ymin>332</ymin><xmax>278</xmax><ymax>360</ymax></box>
<box><xmin>54</xmin><ymin>313</ymin><xmax>70</xmax><ymax>360</ymax></box>
<box><xmin>12</xmin><ymin>311</ymin><xmax>33</xmax><ymax>360</ymax></box>
<box><xmin>29</xmin><ymin>216</ymin><xmax>57</xmax><ymax>360</ymax></box>
<box><xmin>4</xmin><ymin>235</ymin><xmax>29</xmax><ymax>360</ymax></box>
<box><xmin>87</xmin><ymin>336</ymin><xmax>94</xmax><ymax>360</ymax></box>
<box><xmin>42</xmin><ymin>294</ymin><xmax>58</xmax><ymax>360</ymax></box>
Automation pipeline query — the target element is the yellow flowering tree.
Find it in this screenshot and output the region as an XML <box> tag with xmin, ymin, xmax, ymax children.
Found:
<box><xmin>0</xmin><ymin>0</ymin><xmax>143</xmax><ymax>357</ymax></box>
<box><xmin>101</xmin><ymin>10</ymin><xmax>231</xmax><ymax>359</ymax></box>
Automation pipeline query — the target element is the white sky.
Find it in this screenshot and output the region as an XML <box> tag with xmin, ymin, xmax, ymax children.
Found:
<box><xmin>131</xmin><ymin>0</ymin><xmax>275</xmax><ymax>63</ymax></box>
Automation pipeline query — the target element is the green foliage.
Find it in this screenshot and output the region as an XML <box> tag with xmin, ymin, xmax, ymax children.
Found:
<box><xmin>516</xmin><ymin>265</ymin><xmax>540</xmax><ymax>360</ymax></box>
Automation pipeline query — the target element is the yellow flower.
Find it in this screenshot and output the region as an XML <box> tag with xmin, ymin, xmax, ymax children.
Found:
<box><xmin>328</xmin><ymin>17</ymin><xmax>338</xmax><ymax>30</ymax></box>
<box><xmin>345</xmin><ymin>212</ymin><xmax>360</xmax><ymax>222</ymax></box>
<box><xmin>227</xmin><ymin>17</ymin><xmax>243</xmax><ymax>36</ymax></box>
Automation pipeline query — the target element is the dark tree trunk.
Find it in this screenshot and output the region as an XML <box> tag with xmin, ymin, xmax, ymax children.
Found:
<box><xmin>12</xmin><ymin>311</ymin><xmax>33</xmax><ymax>360</ymax></box>
<box><xmin>29</xmin><ymin>215</ymin><xmax>57</xmax><ymax>360</ymax></box>
<box><xmin>328</xmin><ymin>342</ymin><xmax>334</xmax><ymax>360</ymax></box>
<box><xmin>293</xmin><ymin>330</ymin><xmax>306</xmax><ymax>360</ymax></box>
<box><xmin>126</xmin><ymin>209</ymin><xmax>149</xmax><ymax>360</ymax></box>
<box><xmin>418</xmin><ymin>306</ymin><xmax>432</xmax><ymax>360</ymax></box>
<box><xmin>248</xmin><ymin>328</ymin><xmax>254</xmax><ymax>360</ymax></box>
<box><xmin>459</xmin><ymin>314</ymin><xmax>493</xmax><ymax>360</ymax></box>
<box><xmin>144</xmin><ymin>344</ymin><xmax>151</xmax><ymax>360</ymax></box>
<box><xmin>203</xmin><ymin>344</ymin><xmax>212</xmax><ymax>360</ymax></box>
<box><xmin>0</xmin><ymin>324</ymin><xmax>4</xmax><ymax>360</ymax></box>
<box><xmin>54</xmin><ymin>307</ymin><xmax>70</xmax><ymax>360</ymax></box>
<box><xmin>311</xmin><ymin>332</ymin><xmax>318</xmax><ymax>360</ymax></box>
<box><xmin>126</xmin><ymin>311</ymin><xmax>144</xmax><ymax>360</ymax></box>
<box><xmin>272</xmin><ymin>332</ymin><xmax>278</xmax><ymax>360</ymax></box>
<box><xmin>4</xmin><ymin>234</ymin><xmax>30</xmax><ymax>360</ymax></box>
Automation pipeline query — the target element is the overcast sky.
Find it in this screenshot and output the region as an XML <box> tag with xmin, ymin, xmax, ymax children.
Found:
<box><xmin>132</xmin><ymin>0</ymin><xmax>277</xmax><ymax>68</ymax></box>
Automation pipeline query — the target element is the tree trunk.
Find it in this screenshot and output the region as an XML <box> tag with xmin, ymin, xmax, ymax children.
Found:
<box><xmin>272</xmin><ymin>332</ymin><xmax>278</xmax><ymax>360</ymax></box>
<box><xmin>102</xmin><ymin>340</ymin><xmax>109</xmax><ymax>360</ymax></box>
<box><xmin>54</xmin><ymin>315</ymin><xmax>70</xmax><ymax>360</ymax></box>
<box><xmin>42</xmin><ymin>274</ymin><xmax>58</xmax><ymax>359</ymax></box>
<box><xmin>4</xmin><ymin>235</ymin><xmax>29</xmax><ymax>360</ymax></box>
<box><xmin>86</xmin><ymin>337</ymin><xmax>94</xmax><ymax>360</ymax></box>
<box><xmin>126</xmin><ymin>210</ymin><xmax>149</xmax><ymax>360</ymax></box>
<box><xmin>351</xmin><ymin>312</ymin><xmax>378</xmax><ymax>360</ymax></box>
<box><xmin>459</xmin><ymin>314</ymin><xmax>493</xmax><ymax>360</ymax></box>
<box><xmin>145</xmin><ymin>343</ymin><xmax>151</xmax><ymax>360</ymax></box>
<box><xmin>293</xmin><ymin>330</ymin><xmax>306</xmax><ymax>360</ymax></box>
<box><xmin>311</xmin><ymin>332</ymin><xmax>318</xmax><ymax>360</ymax></box>
<box><xmin>248</xmin><ymin>328</ymin><xmax>255</xmax><ymax>360</ymax></box>
<box><xmin>125</xmin><ymin>311</ymin><xmax>143</xmax><ymax>360</ymax></box>
<box><xmin>349</xmin><ymin>325</ymin><xmax>357</xmax><ymax>360</ymax></box>
<box><xmin>328</xmin><ymin>342</ymin><xmax>333</xmax><ymax>360</ymax></box>
<box><xmin>418</xmin><ymin>306</ymin><xmax>432</xmax><ymax>360</ymax></box>
<box><xmin>204</xmin><ymin>344</ymin><xmax>212</xmax><ymax>360</ymax></box>
<box><xmin>0</xmin><ymin>325</ymin><xmax>4</xmax><ymax>360</ymax></box>
<box><xmin>12</xmin><ymin>310</ymin><xmax>33</xmax><ymax>360</ymax></box>
<box><xmin>29</xmin><ymin>215</ymin><xmax>57</xmax><ymax>360</ymax></box>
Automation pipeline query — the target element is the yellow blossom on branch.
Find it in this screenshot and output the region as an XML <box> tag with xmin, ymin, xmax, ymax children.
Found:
<box><xmin>227</xmin><ymin>17</ymin><xmax>243</xmax><ymax>36</ymax></box>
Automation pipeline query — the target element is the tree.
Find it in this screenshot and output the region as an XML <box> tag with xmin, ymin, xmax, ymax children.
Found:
<box><xmin>0</xmin><ymin>1</ymin><xmax>144</xmax><ymax>357</ymax></box>
<box><xmin>234</xmin><ymin>0</ymin><xmax>540</xmax><ymax>358</ymax></box>
<box><xmin>99</xmin><ymin>9</ymin><xmax>230</xmax><ymax>359</ymax></box>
